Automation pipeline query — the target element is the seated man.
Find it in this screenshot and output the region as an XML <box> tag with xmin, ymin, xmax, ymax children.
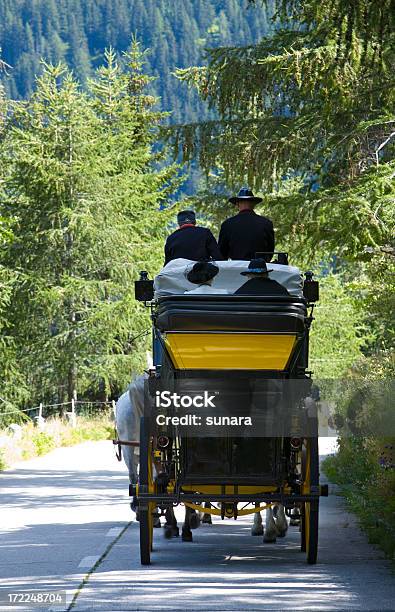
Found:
<box><xmin>218</xmin><ymin>188</ymin><xmax>275</xmax><ymax>262</ymax></box>
<box><xmin>234</xmin><ymin>259</ymin><xmax>289</xmax><ymax>296</ymax></box>
<box><xmin>184</xmin><ymin>261</ymin><xmax>228</xmax><ymax>294</ymax></box>
<box><xmin>165</xmin><ymin>210</ymin><xmax>222</xmax><ymax>265</ymax></box>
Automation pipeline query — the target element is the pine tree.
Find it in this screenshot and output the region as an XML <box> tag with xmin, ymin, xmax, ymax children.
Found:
<box><xmin>0</xmin><ymin>74</ymin><xmax>28</xmax><ymax>417</ymax></box>
<box><xmin>1</xmin><ymin>44</ymin><xmax>180</xmax><ymax>405</ymax></box>
<box><xmin>173</xmin><ymin>0</ymin><xmax>395</xmax><ymax>264</ymax></box>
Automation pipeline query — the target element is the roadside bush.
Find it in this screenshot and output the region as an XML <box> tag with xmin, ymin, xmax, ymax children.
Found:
<box><xmin>0</xmin><ymin>449</ymin><xmax>6</xmax><ymax>471</ymax></box>
<box><xmin>322</xmin><ymin>352</ymin><xmax>395</xmax><ymax>559</ymax></box>
<box><xmin>31</xmin><ymin>431</ymin><xmax>56</xmax><ymax>456</ymax></box>
<box><xmin>0</xmin><ymin>415</ymin><xmax>114</xmax><ymax>469</ymax></box>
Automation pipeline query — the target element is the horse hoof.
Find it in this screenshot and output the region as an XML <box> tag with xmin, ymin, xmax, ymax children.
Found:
<box><xmin>276</xmin><ymin>529</ymin><xmax>287</xmax><ymax>538</ymax></box>
<box><xmin>263</xmin><ymin>533</ymin><xmax>277</xmax><ymax>543</ymax></box>
<box><xmin>189</xmin><ymin>512</ymin><xmax>201</xmax><ymax>530</ymax></box>
<box><xmin>290</xmin><ymin>518</ymin><xmax>300</xmax><ymax>526</ymax></box>
<box><xmin>164</xmin><ymin>525</ymin><xmax>179</xmax><ymax>538</ymax></box>
<box><xmin>182</xmin><ymin>530</ymin><xmax>193</xmax><ymax>542</ymax></box>
<box><xmin>202</xmin><ymin>514</ymin><xmax>212</xmax><ymax>524</ymax></box>
<box><xmin>153</xmin><ymin>518</ymin><xmax>161</xmax><ymax>528</ymax></box>
<box><xmin>251</xmin><ymin>527</ymin><xmax>264</xmax><ymax>536</ymax></box>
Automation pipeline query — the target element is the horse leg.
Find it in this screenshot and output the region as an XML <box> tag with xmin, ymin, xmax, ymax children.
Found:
<box><xmin>202</xmin><ymin>502</ymin><xmax>212</xmax><ymax>524</ymax></box>
<box><xmin>188</xmin><ymin>506</ymin><xmax>201</xmax><ymax>530</ymax></box>
<box><xmin>182</xmin><ymin>506</ymin><xmax>194</xmax><ymax>542</ymax></box>
<box><xmin>263</xmin><ymin>506</ymin><xmax>277</xmax><ymax>543</ymax></box>
<box><xmin>274</xmin><ymin>503</ymin><xmax>288</xmax><ymax>537</ymax></box>
<box><xmin>164</xmin><ymin>507</ymin><xmax>179</xmax><ymax>538</ymax></box>
<box><xmin>251</xmin><ymin>503</ymin><xmax>264</xmax><ymax>536</ymax></box>
<box><xmin>121</xmin><ymin>444</ymin><xmax>139</xmax><ymax>515</ymax></box>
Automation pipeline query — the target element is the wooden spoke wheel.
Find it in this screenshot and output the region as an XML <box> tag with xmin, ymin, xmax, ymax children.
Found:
<box><xmin>301</xmin><ymin>431</ymin><xmax>319</xmax><ymax>564</ymax></box>
<box><xmin>139</xmin><ymin>416</ymin><xmax>154</xmax><ymax>565</ymax></box>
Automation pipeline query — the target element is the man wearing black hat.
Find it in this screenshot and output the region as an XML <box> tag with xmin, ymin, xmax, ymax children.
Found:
<box><xmin>184</xmin><ymin>261</ymin><xmax>228</xmax><ymax>294</ymax></box>
<box><xmin>235</xmin><ymin>258</ymin><xmax>289</xmax><ymax>296</ymax></box>
<box><xmin>218</xmin><ymin>188</ymin><xmax>275</xmax><ymax>261</ymax></box>
<box><xmin>164</xmin><ymin>210</ymin><xmax>222</xmax><ymax>265</ymax></box>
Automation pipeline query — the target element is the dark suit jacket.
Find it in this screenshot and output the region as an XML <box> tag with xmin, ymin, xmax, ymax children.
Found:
<box><xmin>218</xmin><ymin>210</ymin><xmax>275</xmax><ymax>261</ymax></box>
<box><xmin>164</xmin><ymin>225</ymin><xmax>222</xmax><ymax>265</ymax></box>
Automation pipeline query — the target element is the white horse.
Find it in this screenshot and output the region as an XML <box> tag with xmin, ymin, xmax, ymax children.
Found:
<box><xmin>115</xmin><ymin>374</ymin><xmax>146</xmax><ymax>489</ymax></box>
<box><xmin>115</xmin><ymin>374</ymin><xmax>203</xmax><ymax>538</ymax></box>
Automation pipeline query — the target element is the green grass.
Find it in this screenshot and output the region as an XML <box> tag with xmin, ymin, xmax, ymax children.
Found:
<box><xmin>0</xmin><ymin>449</ymin><xmax>7</xmax><ymax>471</ymax></box>
<box><xmin>322</xmin><ymin>450</ymin><xmax>395</xmax><ymax>561</ymax></box>
<box><xmin>0</xmin><ymin>415</ymin><xmax>114</xmax><ymax>470</ymax></box>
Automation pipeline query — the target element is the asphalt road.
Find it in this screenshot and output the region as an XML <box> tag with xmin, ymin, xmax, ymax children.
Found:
<box><xmin>0</xmin><ymin>440</ymin><xmax>394</xmax><ymax>612</ymax></box>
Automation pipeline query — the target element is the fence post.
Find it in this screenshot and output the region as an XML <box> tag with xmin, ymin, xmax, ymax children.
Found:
<box><xmin>35</xmin><ymin>402</ymin><xmax>45</xmax><ymax>429</ymax></box>
<box><xmin>66</xmin><ymin>398</ymin><xmax>77</xmax><ymax>428</ymax></box>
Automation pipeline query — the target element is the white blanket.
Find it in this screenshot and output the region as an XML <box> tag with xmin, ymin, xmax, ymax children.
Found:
<box><xmin>154</xmin><ymin>259</ymin><xmax>303</xmax><ymax>297</ymax></box>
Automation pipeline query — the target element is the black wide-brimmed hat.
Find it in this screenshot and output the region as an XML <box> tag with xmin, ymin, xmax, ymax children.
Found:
<box><xmin>186</xmin><ymin>261</ymin><xmax>219</xmax><ymax>284</ymax></box>
<box><xmin>229</xmin><ymin>188</ymin><xmax>263</xmax><ymax>205</ymax></box>
<box><xmin>241</xmin><ymin>258</ymin><xmax>273</xmax><ymax>276</ymax></box>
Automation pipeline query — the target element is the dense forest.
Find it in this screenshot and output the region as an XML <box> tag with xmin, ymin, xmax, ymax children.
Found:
<box><xmin>0</xmin><ymin>0</ymin><xmax>271</xmax><ymax>121</ymax></box>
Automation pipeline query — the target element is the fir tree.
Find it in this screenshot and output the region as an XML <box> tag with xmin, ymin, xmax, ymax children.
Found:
<box><xmin>173</xmin><ymin>0</ymin><xmax>394</xmax><ymax>264</ymax></box>
<box><xmin>1</xmin><ymin>44</ymin><xmax>180</xmax><ymax>405</ymax></box>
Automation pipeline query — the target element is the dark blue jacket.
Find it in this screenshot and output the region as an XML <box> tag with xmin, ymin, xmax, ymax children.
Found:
<box><xmin>164</xmin><ymin>225</ymin><xmax>222</xmax><ymax>265</ymax></box>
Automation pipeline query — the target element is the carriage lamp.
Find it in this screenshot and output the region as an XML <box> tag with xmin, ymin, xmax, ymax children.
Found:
<box><xmin>303</xmin><ymin>271</ymin><xmax>319</xmax><ymax>303</ymax></box>
<box><xmin>277</xmin><ymin>252</ymin><xmax>289</xmax><ymax>265</ymax></box>
<box><xmin>157</xmin><ymin>435</ymin><xmax>170</xmax><ymax>449</ymax></box>
<box><xmin>290</xmin><ymin>437</ymin><xmax>302</xmax><ymax>450</ymax></box>
<box><xmin>135</xmin><ymin>270</ymin><xmax>154</xmax><ymax>302</ymax></box>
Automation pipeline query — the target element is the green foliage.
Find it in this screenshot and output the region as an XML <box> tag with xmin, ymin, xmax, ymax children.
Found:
<box><xmin>172</xmin><ymin>0</ymin><xmax>394</xmax><ymax>264</ymax></box>
<box><xmin>59</xmin><ymin>418</ymin><xmax>113</xmax><ymax>445</ymax></box>
<box><xmin>0</xmin><ymin>0</ymin><xmax>272</xmax><ymax>125</ymax></box>
<box><xmin>0</xmin><ymin>42</ymin><xmax>179</xmax><ymax>405</ymax></box>
<box><xmin>309</xmin><ymin>274</ymin><xmax>368</xmax><ymax>379</ymax></box>
<box><xmin>322</xmin><ymin>435</ymin><xmax>395</xmax><ymax>559</ymax></box>
<box><xmin>333</xmin><ymin>351</ymin><xmax>394</xmax><ymax>435</ymax></box>
<box><xmin>174</xmin><ymin>3</ymin><xmax>395</xmax><ymax>560</ymax></box>
<box><xmin>0</xmin><ymin>66</ymin><xmax>28</xmax><ymax>416</ymax></box>
<box><xmin>351</xmin><ymin>256</ymin><xmax>395</xmax><ymax>352</ymax></box>
<box><xmin>0</xmin><ymin>416</ymin><xmax>114</xmax><ymax>469</ymax></box>
<box><xmin>31</xmin><ymin>431</ymin><xmax>56</xmax><ymax>456</ymax></box>
<box><xmin>322</xmin><ymin>352</ymin><xmax>395</xmax><ymax>558</ymax></box>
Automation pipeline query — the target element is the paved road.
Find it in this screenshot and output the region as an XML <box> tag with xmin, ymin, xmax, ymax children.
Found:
<box><xmin>0</xmin><ymin>440</ymin><xmax>394</xmax><ymax>611</ymax></box>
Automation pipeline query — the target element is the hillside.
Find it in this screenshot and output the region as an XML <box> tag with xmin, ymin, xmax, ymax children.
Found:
<box><xmin>0</xmin><ymin>0</ymin><xmax>271</xmax><ymax>123</ymax></box>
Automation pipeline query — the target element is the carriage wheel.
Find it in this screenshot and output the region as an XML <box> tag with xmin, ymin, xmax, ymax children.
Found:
<box><xmin>302</xmin><ymin>434</ymin><xmax>319</xmax><ymax>564</ymax></box>
<box><xmin>139</xmin><ymin>416</ymin><xmax>154</xmax><ymax>565</ymax></box>
<box><xmin>300</xmin><ymin>449</ymin><xmax>306</xmax><ymax>552</ymax></box>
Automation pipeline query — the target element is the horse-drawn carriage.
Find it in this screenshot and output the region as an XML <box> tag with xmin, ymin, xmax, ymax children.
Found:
<box><xmin>128</xmin><ymin>257</ymin><xmax>327</xmax><ymax>565</ymax></box>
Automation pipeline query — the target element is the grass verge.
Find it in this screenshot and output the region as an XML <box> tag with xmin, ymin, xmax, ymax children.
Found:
<box><xmin>0</xmin><ymin>415</ymin><xmax>114</xmax><ymax>470</ymax></box>
<box><xmin>322</xmin><ymin>449</ymin><xmax>395</xmax><ymax>561</ymax></box>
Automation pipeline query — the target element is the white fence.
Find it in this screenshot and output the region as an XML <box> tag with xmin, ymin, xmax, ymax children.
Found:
<box><xmin>0</xmin><ymin>399</ymin><xmax>116</xmax><ymax>428</ymax></box>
